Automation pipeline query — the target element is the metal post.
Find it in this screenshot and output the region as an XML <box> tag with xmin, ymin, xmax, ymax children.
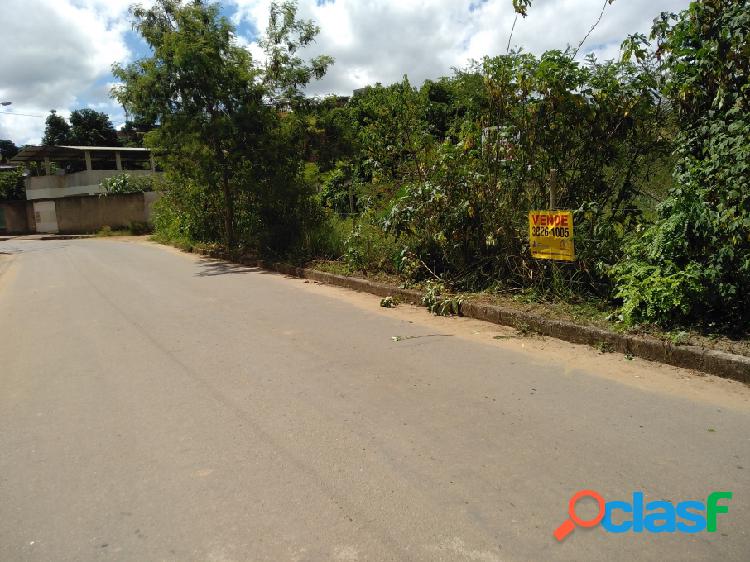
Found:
<box><xmin>84</xmin><ymin>151</ymin><xmax>92</xmax><ymax>171</ymax></box>
<box><xmin>549</xmin><ymin>169</ymin><xmax>557</xmax><ymax>210</ymax></box>
<box><xmin>115</xmin><ymin>151</ymin><xmax>122</xmax><ymax>171</ymax></box>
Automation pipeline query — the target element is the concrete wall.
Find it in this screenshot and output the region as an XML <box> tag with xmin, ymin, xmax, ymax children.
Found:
<box><xmin>143</xmin><ymin>191</ymin><xmax>160</xmax><ymax>223</ymax></box>
<box><xmin>0</xmin><ymin>201</ymin><xmax>30</xmax><ymax>234</ymax></box>
<box><xmin>0</xmin><ymin>192</ymin><xmax>161</xmax><ymax>234</ymax></box>
<box><xmin>25</xmin><ymin>170</ymin><xmax>158</xmax><ymax>200</ymax></box>
<box><xmin>54</xmin><ymin>193</ymin><xmax>160</xmax><ymax>234</ymax></box>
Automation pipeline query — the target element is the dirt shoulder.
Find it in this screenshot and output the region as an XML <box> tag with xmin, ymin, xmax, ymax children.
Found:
<box><xmin>308</xmin><ymin>259</ymin><xmax>750</xmax><ymax>359</ymax></box>
<box><xmin>292</xmin><ymin>274</ymin><xmax>750</xmax><ymax>411</ymax></box>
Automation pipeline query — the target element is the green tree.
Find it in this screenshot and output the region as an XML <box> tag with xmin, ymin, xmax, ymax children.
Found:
<box><xmin>119</xmin><ymin>117</ymin><xmax>155</xmax><ymax>148</ymax></box>
<box><xmin>0</xmin><ymin>139</ymin><xmax>19</xmax><ymax>162</ymax></box>
<box><xmin>260</xmin><ymin>0</ymin><xmax>333</xmax><ymax>110</ymax></box>
<box><xmin>42</xmin><ymin>110</ymin><xmax>71</xmax><ymax>145</ymax></box>
<box><xmin>69</xmin><ymin>108</ymin><xmax>120</xmax><ymax>146</ymax></box>
<box><xmin>613</xmin><ymin>0</ymin><xmax>750</xmax><ymax>329</ymax></box>
<box><xmin>112</xmin><ymin>0</ymin><xmax>331</xmax><ymax>251</ymax></box>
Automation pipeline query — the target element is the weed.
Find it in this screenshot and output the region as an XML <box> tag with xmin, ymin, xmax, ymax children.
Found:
<box><xmin>515</xmin><ymin>322</ymin><xmax>539</xmax><ymax>337</ymax></box>
<box><xmin>669</xmin><ymin>330</ymin><xmax>689</xmax><ymax>346</ymax></box>
<box><xmin>421</xmin><ymin>281</ymin><xmax>464</xmax><ymax>316</ymax></box>
<box><xmin>380</xmin><ymin>296</ymin><xmax>396</xmax><ymax>308</ymax></box>
<box><xmin>96</xmin><ymin>225</ymin><xmax>131</xmax><ymax>237</ymax></box>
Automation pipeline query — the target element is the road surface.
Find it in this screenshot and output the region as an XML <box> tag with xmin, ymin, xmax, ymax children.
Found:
<box><xmin>1</xmin><ymin>238</ymin><xmax>748</xmax><ymax>562</ymax></box>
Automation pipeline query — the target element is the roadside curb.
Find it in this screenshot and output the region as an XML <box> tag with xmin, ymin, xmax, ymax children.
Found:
<box><xmin>191</xmin><ymin>248</ymin><xmax>750</xmax><ymax>384</ymax></box>
<box><xmin>40</xmin><ymin>235</ymin><xmax>96</xmax><ymax>240</ymax></box>
<box><xmin>0</xmin><ymin>234</ymin><xmax>95</xmax><ymax>241</ymax></box>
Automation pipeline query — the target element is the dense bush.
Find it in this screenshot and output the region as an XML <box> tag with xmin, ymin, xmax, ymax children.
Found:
<box><xmin>312</xmin><ymin>50</ymin><xmax>671</xmax><ymax>297</ymax></box>
<box><xmin>0</xmin><ymin>168</ymin><xmax>25</xmax><ymax>200</ymax></box>
<box><xmin>613</xmin><ymin>0</ymin><xmax>750</xmax><ymax>330</ymax></box>
<box><xmin>133</xmin><ymin>0</ymin><xmax>748</xmax><ymax>333</ymax></box>
<box><xmin>100</xmin><ymin>173</ymin><xmax>155</xmax><ymax>195</ymax></box>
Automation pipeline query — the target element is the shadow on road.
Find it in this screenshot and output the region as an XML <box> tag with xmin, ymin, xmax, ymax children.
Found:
<box><xmin>195</xmin><ymin>256</ymin><xmax>264</xmax><ymax>277</ymax></box>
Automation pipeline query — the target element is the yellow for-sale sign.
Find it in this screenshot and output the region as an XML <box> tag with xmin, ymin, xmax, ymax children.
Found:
<box><xmin>528</xmin><ymin>210</ymin><xmax>575</xmax><ymax>261</ymax></box>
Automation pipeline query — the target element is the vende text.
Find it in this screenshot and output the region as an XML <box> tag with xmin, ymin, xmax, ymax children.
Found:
<box><xmin>531</xmin><ymin>214</ymin><xmax>569</xmax><ymax>227</ymax></box>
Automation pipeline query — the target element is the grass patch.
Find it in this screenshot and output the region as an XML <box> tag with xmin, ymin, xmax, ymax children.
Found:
<box><xmin>95</xmin><ymin>221</ymin><xmax>152</xmax><ymax>237</ymax></box>
<box><xmin>96</xmin><ymin>225</ymin><xmax>131</xmax><ymax>237</ymax></box>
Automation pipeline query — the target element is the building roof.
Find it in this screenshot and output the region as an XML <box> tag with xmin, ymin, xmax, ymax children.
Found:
<box><xmin>59</xmin><ymin>145</ymin><xmax>150</xmax><ymax>152</ymax></box>
<box><xmin>10</xmin><ymin>145</ymin><xmax>151</xmax><ymax>163</ymax></box>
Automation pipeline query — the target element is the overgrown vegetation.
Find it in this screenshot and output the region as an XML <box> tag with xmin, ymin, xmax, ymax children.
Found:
<box><xmin>113</xmin><ymin>0</ymin><xmax>331</xmax><ymax>255</ymax></box>
<box><xmin>0</xmin><ymin>167</ymin><xmax>25</xmax><ymax>200</ymax></box>
<box><xmin>612</xmin><ymin>0</ymin><xmax>750</xmax><ymax>331</ymax></box>
<box><xmin>96</xmin><ymin>221</ymin><xmax>152</xmax><ymax>237</ymax></box>
<box><xmin>117</xmin><ymin>0</ymin><xmax>749</xmax><ymax>335</ymax></box>
<box><xmin>100</xmin><ymin>173</ymin><xmax>156</xmax><ymax>195</ymax></box>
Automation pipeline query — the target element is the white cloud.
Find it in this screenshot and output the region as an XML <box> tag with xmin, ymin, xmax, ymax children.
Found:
<box><xmin>230</xmin><ymin>0</ymin><xmax>691</xmax><ymax>96</ymax></box>
<box><xmin>0</xmin><ymin>0</ymin><xmax>135</xmax><ymax>145</ymax></box>
<box><xmin>1</xmin><ymin>0</ymin><xmax>691</xmax><ymax>145</ymax></box>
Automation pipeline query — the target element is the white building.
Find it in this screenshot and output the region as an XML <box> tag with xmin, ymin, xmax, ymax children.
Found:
<box><xmin>11</xmin><ymin>145</ymin><xmax>158</xmax><ymax>200</ymax></box>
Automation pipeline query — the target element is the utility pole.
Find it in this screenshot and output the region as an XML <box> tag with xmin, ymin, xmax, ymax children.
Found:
<box><xmin>549</xmin><ymin>168</ymin><xmax>558</xmax><ymax>210</ymax></box>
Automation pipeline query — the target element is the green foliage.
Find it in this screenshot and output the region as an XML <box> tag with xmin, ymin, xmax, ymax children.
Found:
<box><xmin>100</xmin><ymin>173</ymin><xmax>155</xmax><ymax>195</ymax></box>
<box><xmin>115</xmin><ymin>0</ymin><xmax>749</xmax><ymax>334</ymax></box>
<box><xmin>318</xmin><ymin>161</ymin><xmax>364</xmax><ymax>216</ymax></box>
<box><xmin>42</xmin><ymin>110</ymin><xmax>71</xmax><ymax>145</ymax></box>
<box><xmin>129</xmin><ymin>221</ymin><xmax>151</xmax><ymax>235</ymax></box>
<box><xmin>378</xmin><ymin>50</ymin><xmax>670</xmax><ymax>296</ymax></box>
<box><xmin>0</xmin><ymin>140</ymin><xmax>19</xmax><ymax>162</ymax></box>
<box><xmin>343</xmin><ymin>214</ymin><xmax>400</xmax><ymax>273</ymax></box>
<box><xmin>150</xmin><ymin>173</ymin><xmax>224</xmax><ymax>247</ymax></box>
<box><xmin>303</xmin><ymin>212</ymin><xmax>352</xmax><ymax>260</ymax></box>
<box><xmin>113</xmin><ymin>0</ymin><xmax>330</xmax><ymax>254</ymax></box>
<box><xmin>613</xmin><ymin>0</ymin><xmax>750</xmax><ymax>330</ymax></box>
<box><xmin>42</xmin><ymin>109</ymin><xmax>119</xmax><ymax>146</ymax></box>
<box><xmin>304</xmin><ymin>97</ymin><xmax>355</xmax><ymax>170</ymax></box>
<box><xmin>69</xmin><ymin>109</ymin><xmax>120</xmax><ymax>146</ymax></box>
<box><xmin>421</xmin><ymin>281</ymin><xmax>464</xmax><ymax>316</ymax></box>
<box><xmin>512</xmin><ymin>0</ymin><xmax>532</xmax><ymax>17</ymax></box>
<box><xmin>348</xmin><ymin>78</ymin><xmax>433</xmax><ymax>193</ymax></box>
<box><xmin>380</xmin><ymin>296</ymin><xmax>395</xmax><ymax>308</ymax></box>
<box><xmin>0</xmin><ymin>167</ymin><xmax>25</xmax><ymax>200</ymax></box>
<box><xmin>260</xmin><ymin>0</ymin><xmax>334</xmax><ymax>110</ymax></box>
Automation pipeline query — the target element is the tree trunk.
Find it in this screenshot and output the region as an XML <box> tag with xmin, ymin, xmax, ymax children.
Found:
<box><xmin>222</xmin><ymin>164</ymin><xmax>235</xmax><ymax>253</ymax></box>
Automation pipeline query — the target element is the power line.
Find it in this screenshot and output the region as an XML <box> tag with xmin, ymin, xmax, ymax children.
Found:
<box><xmin>0</xmin><ymin>110</ymin><xmax>47</xmax><ymax>118</ymax></box>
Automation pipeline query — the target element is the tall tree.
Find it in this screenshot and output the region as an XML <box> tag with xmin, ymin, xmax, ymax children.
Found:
<box><xmin>0</xmin><ymin>139</ymin><xmax>19</xmax><ymax>162</ymax></box>
<box><xmin>112</xmin><ymin>0</ymin><xmax>331</xmax><ymax>250</ymax></box>
<box><xmin>42</xmin><ymin>110</ymin><xmax>71</xmax><ymax>145</ymax></box>
<box><xmin>69</xmin><ymin>109</ymin><xmax>120</xmax><ymax>146</ymax></box>
<box><xmin>119</xmin><ymin>117</ymin><xmax>155</xmax><ymax>148</ymax></box>
<box><xmin>260</xmin><ymin>1</ymin><xmax>333</xmax><ymax>110</ymax></box>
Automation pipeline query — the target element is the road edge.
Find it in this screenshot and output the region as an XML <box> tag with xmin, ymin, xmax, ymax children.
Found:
<box><xmin>182</xmin><ymin>246</ymin><xmax>750</xmax><ymax>384</ymax></box>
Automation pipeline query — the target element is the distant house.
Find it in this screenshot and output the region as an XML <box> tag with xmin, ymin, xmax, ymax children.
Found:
<box><xmin>10</xmin><ymin>145</ymin><xmax>158</xmax><ymax>200</ymax></box>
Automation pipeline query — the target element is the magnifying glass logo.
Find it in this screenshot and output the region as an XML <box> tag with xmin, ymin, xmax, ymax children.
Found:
<box><xmin>553</xmin><ymin>489</ymin><xmax>606</xmax><ymax>542</ymax></box>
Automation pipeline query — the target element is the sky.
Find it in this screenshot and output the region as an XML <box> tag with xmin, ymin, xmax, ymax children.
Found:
<box><xmin>0</xmin><ymin>0</ymin><xmax>691</xmax><ymax>146</ymax></box>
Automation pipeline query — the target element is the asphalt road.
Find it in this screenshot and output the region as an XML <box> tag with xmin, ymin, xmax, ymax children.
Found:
<box><xmin>1</xmin><ymin>238</ymin><xmax>748</xmax><ymax>562</ymax></box>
